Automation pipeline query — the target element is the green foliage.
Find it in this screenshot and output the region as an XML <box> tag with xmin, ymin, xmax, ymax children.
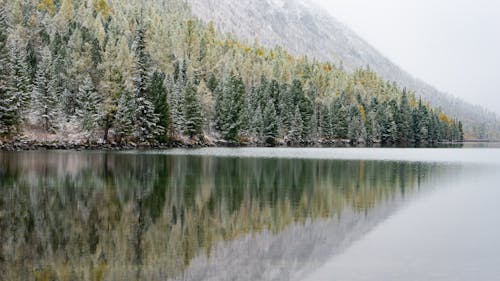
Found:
<box><xmin>132</xmin><ymin>22</ymin><xmax>161</xmax><ymax>142</ymax></box>
<box><xmin>32</xmin><ymin>47</ymin><xmax>60</xmax><ymax>133</ymax></box>
<box><xmin>183</xmin><ymin>80</ymin><xmax>203</xmax><ymax>138</ymax></box>
<box><xmin>77</xmin><ymin>75</ymin><xmax>101</xmax><ymax>133</ymax></box>
<box><xmin>216</xmin><ymin>75</ymin><xmax>246</xmax><ymax>141</ymax></box>
<box><xmin>148</xmin><ymin>71</ymin><xmax>170</xmax><ymax>142</ymax></box>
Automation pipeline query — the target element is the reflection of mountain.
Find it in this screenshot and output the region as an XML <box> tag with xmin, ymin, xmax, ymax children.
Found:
<box><xmin>0</xmin><ymin>152</ymin><xmax>449</xmax><ymax>281</ymax></box>
<box><xmin>174</xmin><ymin>204</ymin><xmax>402</xmax><ymax>281</ymax></box>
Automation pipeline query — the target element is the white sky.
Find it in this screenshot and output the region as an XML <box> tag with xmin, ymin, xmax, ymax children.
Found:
<box><xmin>310</xmin><ymin>0</ymin><xmax>500</xmax><ymax>114</ymax></box>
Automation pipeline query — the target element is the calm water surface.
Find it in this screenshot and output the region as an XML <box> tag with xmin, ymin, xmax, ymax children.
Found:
<box><xmin>0</xmin><ymin>148</ymin><xmax>499</xmax><ymax>281</ymax></box>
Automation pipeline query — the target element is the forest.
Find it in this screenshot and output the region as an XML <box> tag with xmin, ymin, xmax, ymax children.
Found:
<box><xmin>0</xmin><ymin>0</ymin><xmax>464</xmax><ymax>146</ymax></box>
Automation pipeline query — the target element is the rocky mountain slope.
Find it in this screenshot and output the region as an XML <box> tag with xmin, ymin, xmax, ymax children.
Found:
<box><xmin>187</xmin><ymin>0</ymin><xmax>499</xmax><ymax>139</ymax></box>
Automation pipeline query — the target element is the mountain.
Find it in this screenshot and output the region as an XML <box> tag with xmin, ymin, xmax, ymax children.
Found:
<box><xmin>187</xmin><ymin>0</ymin><xmax>500</xmax><ymax>139</ymax></box>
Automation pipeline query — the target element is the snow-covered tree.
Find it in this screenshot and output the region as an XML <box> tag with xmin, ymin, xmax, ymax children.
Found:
<box><xmin>250</xmin><ymin>105</ymin><xmax>264</xmax><ymax>141</ymax></box>
<box><xmin>183</xmin><ymin>80</ymin><xmax>203</xmax><ymax>138</ymax></box>
<box><xmin>0</xmin><ymin>7</ymin><xmax>18</xmax><ymax>136</ymax></box>
<box><xmin>77</xmin><ymin>75</ymin><xmax>101</xmax><ymax>133</ymax></box>
<box><xmin>263</xmin><ymin>101</ymin><xmax>278</xmax><ymax>142</ymax></box>
<box><xmin>289</xmin><ymin>105</ymin><xmax>303</xmax><ymax>144</ymax></box>
<box><xmin>131</xmin><ymin>21</ymin><xmax>162</xmax><ymax>143</ymax></box>
<box><xmin>114</xmin><ymin>90</ymin><xmax>134</xmax><ymax>143</ymax></box>
<box><xmin>32</xmin><ymin>47</ymin><xmax>59</xmax><ymax>133</ymax></box>
<box><xmin>320</xmin><ymin>104</ymin><xmax>333</xmax><ymax>140</ymax></box>
<box><xmin>8</xmin><ymin>34</ymin><xmax>31</xmax><ymax>115</ymax></box>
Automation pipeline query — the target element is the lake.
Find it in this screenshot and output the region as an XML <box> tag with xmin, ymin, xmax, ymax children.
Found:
<box><xmin>0</xmin><ymin>148</ymin><xmax>499</xmax><ymax>281</ymax></box>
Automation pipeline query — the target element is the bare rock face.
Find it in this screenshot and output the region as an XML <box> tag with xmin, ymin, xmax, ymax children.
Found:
<box><xmin>187</xmin><ymin>0</ymin><xmax>499</xmax><ymax>138</ymax></box>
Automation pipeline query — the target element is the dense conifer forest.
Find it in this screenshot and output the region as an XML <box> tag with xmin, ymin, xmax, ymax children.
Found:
<box><xmin>0</xmin><ymin>0</ymin><xmax>464</xmax><ymax>146</ymax></box>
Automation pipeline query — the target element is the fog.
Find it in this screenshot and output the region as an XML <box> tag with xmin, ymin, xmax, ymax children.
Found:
<box><xmin>311</xmin><ymin>0</ymin><xmax>500</xmax><ymax>115</ymax></box>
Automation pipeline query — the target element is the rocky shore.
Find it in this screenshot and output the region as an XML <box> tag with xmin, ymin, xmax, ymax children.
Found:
<box><xmin>0</xmin><ymin>139</ymin><xmax>213</xmax><ymax>151</ymax></box>
<box><xmin>0</xmin><ymin>138</ymin><xmax>357</xmax><ymax>151</ymax></box>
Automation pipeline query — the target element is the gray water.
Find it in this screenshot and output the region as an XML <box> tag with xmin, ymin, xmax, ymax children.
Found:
<box><xmin>0</xmin><ymin>148</ymin><xmax>499</xmax><ymax>281</ymax></box>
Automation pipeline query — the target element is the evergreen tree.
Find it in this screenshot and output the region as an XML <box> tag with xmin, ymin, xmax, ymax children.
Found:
<box><xmin>0</xmin><ymin>8</ymin><xmax>18</xmax><ymax>136</ymax></box>
<box><xmin>213</xmin><ymin>79</ymin><xmax>225</xmax><ymax>133</ymax></box>
<box><xmin>458</xmin><ymin>121</ymin><xmax>464</xmax><ymax>142</ymax></box>
<box><xmin>217</xmin><ymin>75</ymin><xmax>245</xmax><ymax>141</ymax></box>
<box><xmin>250</xmin><ymin>105</ymin><xmax>264</xmax><ymax>142</ymax></box>
<box><xmin>299</xmin><ymin>95</ymin><xmax>314</xmax><ymax>139</ymax></box>
<box><xmin>77</xmin><ymin>75</ymin><xmax>101</xmax><ymax>133</ymax></box>
<box><xmin>348</xmin><ymin>105</ymin><xmax>363</xmax><ymax>144</ymax></box>
<box><xmin>132</xmin><ymin>21</ymin><xmax>161</xmax><ymax>142</ymax></box>
<box><xmin>332</xmin><ymin>96</ymin><xmax>348</xmax><ymax>139</ymax></box>
<box><xmin>148</xmin><ymin>70</ymin><xmax>170</xmax><ymax>142</ymax></box>
<box><xmin>207</xmin><ymin>73</ymin><xmax>218</xmax><ymax>93</ymax></box>
<box><xmin>399</xmin><ymin>90</ymin><xmax>413</xmax><ymax>143</ymax></box>
<box><xmin>183</xmin><ymin>80</ymin><xmax>203</xmax><ymax>138</ymax></box>
<box><xmin>289</xmin><ymin>105</ymin><xmax>303</xmax><ymax>144</ymax></box>
<box><xmin>114</xmin><ymin>90</ymin><xmax>134</xmax><ymax>143</ymax></box>
<box><xmin>32</xmin><ymin>48</ymin><xmax>59</xmax><ymax>133</ymax></box>
<box><xmin>388</xmin><ymin>100</ymin><xmax>401</xmax><ymax>143</ymax></box>
<box><xmin>263</xmin><ymin>101</ymin><xmax>278</xmax><ymax>144</ymax></box>
<box><xmin>8</xmin><ymin>37</ymin><xmax>31</xmax><ymax>115</ymax></box>
<box><xmin>168</xmin><ymin>60</ymin><xmax>190</xmax><ymax>136</ymax></box>
<box><xmin>320</xmin><ymin>104</ymin><xmax>333</xmax><ymax>140</ymax></box>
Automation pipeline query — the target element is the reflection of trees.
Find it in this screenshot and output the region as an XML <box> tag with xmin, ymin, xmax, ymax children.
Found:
<box><xmin>0</xmin><ymin>152</ymin><xmax>443</xmax><ymax>280</ymax></box>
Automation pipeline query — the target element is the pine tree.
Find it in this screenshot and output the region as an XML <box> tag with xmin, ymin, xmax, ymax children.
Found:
<box><xmin>207</xmin><ymin>74</ymin><xmax>218</xmax><ymax>93</ymax></box>
<box><xmin>399</xmin><ymin>90</ymin><xmax>413</xmax><ymax>143</ymax></box>
<box><xmin>250</xmin><ymin>105</ymin><xmax>264</xmax><ymax>142</ymax></box>
<box><xmin>289</xmin><ymin>105</ymin><xmax>303</xmax><ymax>144</ymax></box>
<box><xmin>458</xmin><ymin>121</ymin><xmax>464</xmax><ymax>142</ymax></box>
<box><xmin>300</xmin><ymin>94</ymin><xmax>314</xmax><ymax>139</ymax></box>
<box><xmin>77</xmin><ymin>75</ymin><xmax>101</xmax><ymax>133</ymax></box>
<box><xmin>320</xmin><ymin>104</ymin><xmax>333</xmax><ymax>140</ymax></box>
<box><xmin>132</xmin><ymin>21</ymin><xmax>161</xmax><ymax>142</ymax></box>
<box><xmin>218</xmin><ymin>75</ymin><xmax>245</xmax><ymax>141</ymax></box>
<box><xmin>332</xmin><ymin>97</ymin><xmax>348</xmax><ymax>139</ymax></box>
<box><xmin>114</xmin><ymin>90</ymin><xmax>134</xmax><ymax>143</ymax></box>
<box><xmin>168</xmin><ymin>60</ymin><xmax>189</xmax><ymax>137</ymax></box>
<box><xmin>0</xmin><ymin>7</ymin><xmax>17</xmax><ymax>136</ymax></box>
<box><xmin>183</xmin><ymin>80</ymin><xmax>203</xmax><ymax>138</ymax></box>
<box><xmin>32</xmin><ymin>48</ymin><xmax>59</xmax><ymax>133</ymax></box>
<box><xmin>8</xmin><ymin>36</ymin><xmax>31</xmax><ymax>116</ymax></box>
<box><xmin>98</xmin><ymin>38</ymin><xmax>126</xmax><ymax>142</ymax></box>
<box><xmin>148</xmin><ymin>70</ymin><xmax>169</xmax><ymax>142</ymax></box>
<box><xmin>263</xmin><ymin>101</ymin><xmax>278</xmax><ymax>144</ymax></box>
<box><xmin>348</xmin><ymin>105</ymin><xmax>363</xmax><ymax>144</ymax></box>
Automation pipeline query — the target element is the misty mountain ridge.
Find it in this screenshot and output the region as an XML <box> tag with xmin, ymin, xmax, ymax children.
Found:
<box><xmin>187</xmin><ymin>0</ymin><xmax>500</xmax><ymax>139</ymax></box>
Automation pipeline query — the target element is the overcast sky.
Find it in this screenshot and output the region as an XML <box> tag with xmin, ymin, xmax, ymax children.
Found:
<box><xmin>310</xmin><ymin>0</ymin><xmax>500</xmax><ymax>114</ymax></box>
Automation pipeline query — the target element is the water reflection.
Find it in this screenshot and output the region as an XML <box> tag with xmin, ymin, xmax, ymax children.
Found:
<box><xmin>0</xmin><ymin>151</ymin><xmax>451</xmax><ymax>281</ymax></box>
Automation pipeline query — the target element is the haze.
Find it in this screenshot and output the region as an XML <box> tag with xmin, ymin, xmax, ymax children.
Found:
<box><xmin>311</xmin><ymin>0</ymin><xmax>500</xmax><ymax>115</ymax></box>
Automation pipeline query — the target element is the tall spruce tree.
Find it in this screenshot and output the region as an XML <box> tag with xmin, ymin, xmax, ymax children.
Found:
<box><xmin>114</xmin><ymin>90</ymin><xmax>135</xmax><ymax>143</ymax></box>
<box><xmin>263</xmin><ymin>101</ymin><xmax>278</xmax><ymax>143</ymax></box>
<box><xmin>332</xmin><ymin>96</ymin><xmax>348</xmax><ymax>139</ymax></box>
<box><xmin>320</xmin><ymin>104</ymin><xmax>333</xmax><ymax>140</ymax></box>
<box><xmin>77</xmin><ymin>75</ymin><xmax>101</xmax><ymax>133</ymax></box>
<box><xmin>8</xmin><ymin>37</ymin><xmax>31</xmax><ymax>118</ymax></box>
<box><xmin>183</xmin><ymin>80</ymin><xmax>203</xmax><ymax>138</ymax></box>
<box><xmin>148</xmin><ymin>70</ymin><xmax>170</xmax><ymax>142</ymax></box>
<box><xmin>217</xmin><ymin>75</ymin><xmax>245</xmax><ymax>141</ymax></box>
<box><xmin>399</xmin><ymin>90</ymin><xmax>413</xmax><ymax>143</ymax></box>
<box><xmin>32</xmin><ymin>48</ymin><xmax>59</xmax><ymax>133</ymax></box>
<box><xmin>0</xmin><ymin>7</ymin><xmax>18</xmax><ymax>136</ymax></box>
<box><xmin>250</xmin><ymin>105</ymin><xmax>264</xmax><ymax>142</ymax></box>
<box><xmin>289</xmin><ymin>105</ymin><xmax>304</xmax><ymax>143</ymax></box>
<box><xmin>132</xmin><ymin>21</ymin><xmax>161</xmax><ymax>142</ymax></box>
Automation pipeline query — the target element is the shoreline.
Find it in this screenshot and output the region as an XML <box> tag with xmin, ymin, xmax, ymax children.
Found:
<box><xmin>0</xmin><ymin>139</ymin><xmax>471</xmax><ymax>152</ymax></box>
